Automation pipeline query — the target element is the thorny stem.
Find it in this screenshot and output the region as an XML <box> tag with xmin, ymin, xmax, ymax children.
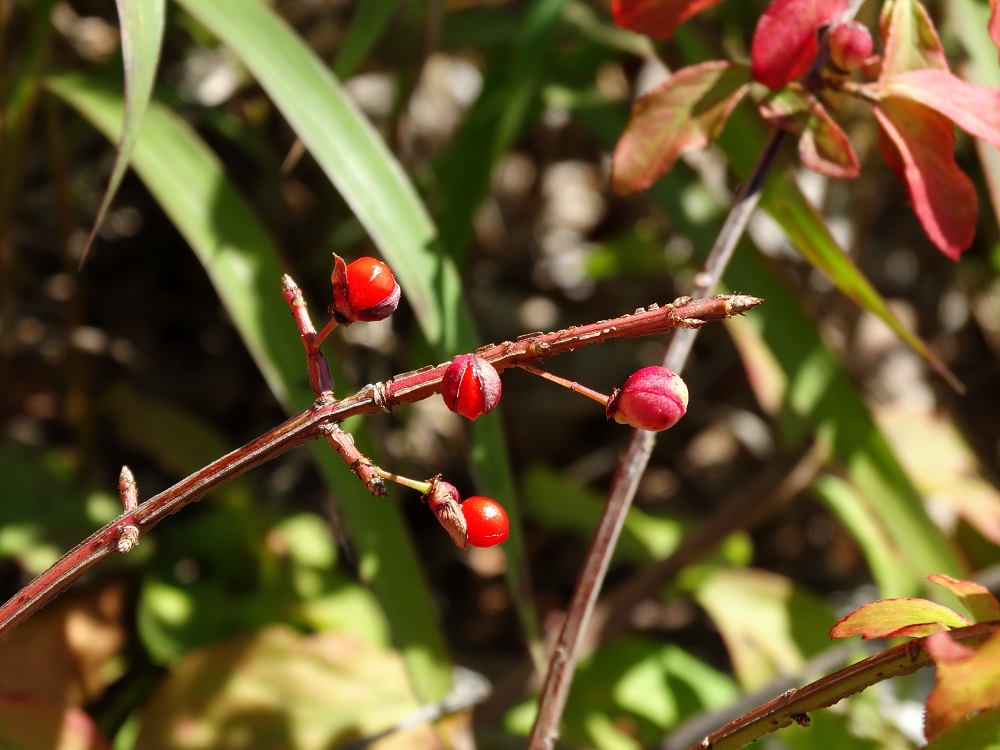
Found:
<box><xmin>0</xmin><ymin>291</ymin><xmax>760</xmax><ymax>639</ymax></box>
<box><xmin>527</xmin><ymin>1</ymin><xmax>866</xmax><ymax>745</ymax></box>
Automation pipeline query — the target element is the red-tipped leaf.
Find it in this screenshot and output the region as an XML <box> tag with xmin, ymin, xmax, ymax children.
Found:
<box><xmin>874</xmin><ymin>96</ymin><xmax>978</xmax><ymax>259</ymax></box>
<box><xmin>879</xmin><ymin>0</ymin><xmax>948</xmax><ymax>76</ymax></box>
<box><xmin>758</xmin><ymin>85</ymin><xmax>859</xmax><ymax>178</ymax></box>
<box><xmin>928</xmin><ymin>574</ymin><xmax>1000</xmax><ymax>624</ymax></box>
<box><xmin>612</xmin><ymin>61</ymin><xmax>750</xmax><ymax>194</ymax></box>
<box><xmin>830</xmin><ymin>597</ymin><xmax>971</xmax><ymax>640</ymax></box>
<box><xmin>925</xmin><ymin>630</ymin><xmax>1000</xmax><ymax>740</ymax></box>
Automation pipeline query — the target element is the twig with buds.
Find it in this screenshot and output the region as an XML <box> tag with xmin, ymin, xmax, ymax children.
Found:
<box><xmin>0</xmin><ymin>278</ymin><xmax>760</xmax><ymax>640</ymax></box>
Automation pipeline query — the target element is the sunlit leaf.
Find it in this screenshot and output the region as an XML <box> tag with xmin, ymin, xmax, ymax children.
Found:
<box><xmin>874</xmin><ymin>96</ymin><xmax>977</xmax><ymax>259</ymax></box>
<box><xmin>758</xmin><ymin>84</ymin><xmax>860</xmax><ymax>177</ymax></box>
<box><xmin>873</xmin><ymin>70</ymin><xmax>1000</xmax><ymax>149</ymax></box>
<box><xmin>612</xmin><ymin>61</ymin><xmax>751</xmax><ymax>194</ymax></box>
<box><xmin>611</xmin><ymin>0</ymin><xmax>723</xmax><ymax>40</ymax></box>
<box><xmin>928</xmin><ymin>574</ymin><xmax>1000</xmax><ymax>624</ymax></box>
<box><xmin>81</xmin><ymin>0</ymin><xmax>165</xmax><ymax>266</ymax></box>
<box><xmin>830</xmin><ymin>598</ymin><xmax>970</xmax><ymax>640</ymax></box>
<box><xmin>925</xmin><ymin>629</ymin><xmax>1000</xmax><ymax>740</ymax></box>
<box><xmin>879</xmin><ymin>0</ymin><xmax>949</xmax><ymax>75</ymax></box>
<box><xmin>750</xmin><ymin>0</ymin><xmax>847</xmax><ymax>89</ymax></box>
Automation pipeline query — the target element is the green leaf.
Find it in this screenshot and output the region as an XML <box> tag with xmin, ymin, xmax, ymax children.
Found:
<box><xmin>173</xmin><ymin>0</ymin><xmax>540</xmax><ymax>655</ymax></box>
<box><xmin>830</xmin><ymin>598</ymin><xmax>970</xmax><ymax>640</ymax></box>
<box><xmin>173</xmin><ymin>0</ymin><xmax>474</xmax><ymax>355</ymax></box>
<box><xmin>82</xmin><ymin>0</ymin><xmax>165</xmax><ymax>265</ymax></box>
<box><xmin>611</xmin><ymin>61</ymin><xmax>751</xmax><ymax>194</ymax></box>
<box><xmin>332</xmin><ymin>0</ymin><xmax>398</xmax><ymax>79</ymax></box>
<box><xmin>45</xmin><ymin>73</ymin><xmax>452</xmax><ymax>701</ymax></box>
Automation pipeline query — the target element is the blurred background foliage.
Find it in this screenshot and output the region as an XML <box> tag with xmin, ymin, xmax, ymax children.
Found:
<box><xmin>0</xmin><ymin>0</ymin><xmax>998</xmax><ymax>748</ymax></box>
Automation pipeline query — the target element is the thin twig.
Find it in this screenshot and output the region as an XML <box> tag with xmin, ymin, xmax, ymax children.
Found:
<box><xmin>527</xmin><ymin>129</ymin><xmax>787</xmax><ymax>750</ymax></box>
<box><xmin>0</xmin><ymin>292</ymin><xmax>760</xmax><ymax>640</ymax></box>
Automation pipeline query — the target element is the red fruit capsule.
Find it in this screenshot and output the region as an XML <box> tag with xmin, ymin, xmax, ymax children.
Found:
<box><xmin>828</xmin><ymin>21</ymin><xmax>873</xmax><ymax>72</ymax></box>
<box><xmin>606</xmin><ymin>366</ymin><xmax>688</xmax><ymax>432</ymax></box>
<box><xmin>330</xmin><ymin>254</ymin><xmax>401</xmax><ymax>323</ymax></box>
<box><xmin>441</xmin><ymin>355</ymin><xmax>502</xmax><ymax>421</ymax></box>
<box><xmin>461</xmin><ymin>496</ymin><xmax>509</xmax><ymax>548</ymax></box>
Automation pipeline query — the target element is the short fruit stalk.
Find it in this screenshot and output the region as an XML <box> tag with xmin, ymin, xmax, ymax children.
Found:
<box><xmin>517</xmin><ymin>363</ymin><xmax>688</xmax><ymax>432</ymax></box>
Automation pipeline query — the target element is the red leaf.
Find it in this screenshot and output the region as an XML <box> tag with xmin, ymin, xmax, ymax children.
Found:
<box><xmin>758</xmin><ymin>85</ymin><xmax>859</xmax><ymax>178</ymax></box>
<box><xmin>829</xmin><ymin>597</ymin><xmax>970</xmax><ymax>640</ymax></box>
<box><xmin>879</xmin><ymin>0</ymin><xmax>948</xmax><ymax>76</ymax></box>
<box><xmin>874</xmin><ymin>70</ymin><xmax>1000</xmax><ymax>150</ymax></box>
<box><xmin>612</xmin><ymin>61</ymin><xmax>751</xmax><ymax>195</ymax></box>
<box><xmin>874</xmin><ymin>96</ymin><xmax>978</xmax><ymax>259</ymax></box>
<box><xmin>611</xmin><ymin>0</ymin><xmax>724</xmax><ymax>40</ymax></box>
<box><xmin>928</xmin><ymin>574</ymin><xmax>1000</xmax><ymax>624</ymax></box>
<box><xmin>750</xmin><ymin>0</ymin><xmax>847</xmax><ymax>89</ymax></box>
<box><xmin>925</xmin><ymin>629</ymin><xmax>1000</xmax><ymax>740</ymax></box>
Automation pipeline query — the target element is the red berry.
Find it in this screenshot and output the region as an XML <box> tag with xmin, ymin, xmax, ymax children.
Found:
<box><xmin>461</xmin><ymin>496</ymin><xmax>509</xmax><ymax>547</ymax></box>
<box><xmin>330</xmin><ymin>254</ymin><xmax>401</xmax><ymax>323</ymax></box>
<box><xmin>606</xmin><ymin>366</ymin><xmax>688</xmax><ymax>432</ymax></box>
<box><xmin>441</xmin><ymin>355</ymin><xmax>502</xmax><ymax>421</ymax></box>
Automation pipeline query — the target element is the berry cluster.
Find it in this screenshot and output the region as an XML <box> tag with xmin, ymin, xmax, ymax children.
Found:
<box><xmin>296</xmin><ymin>254</ymin><xmax>691</xmax><ymax>551</ymax></box>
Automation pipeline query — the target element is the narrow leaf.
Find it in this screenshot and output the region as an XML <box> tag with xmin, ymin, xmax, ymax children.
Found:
<box><xmin>929</xmin><ymin>574</ymin><xmax>1000</xmax><ymax>624</ymax></box>
<box><xmin>80</xmin><ymin>0</ymin><xmax>165</xmax><ymax>267</ymax></box>
<box><xmin>880</xmin><ymin>0</ymin><xmax>949</xmax><ymax>76</ymax></box>
<box><xmin>45</xmin><ymin>74</ymin><xmax>454</xmax><ymax>703</ymax></box>
<box><xmin>830</xmin><ymin>598</ymin><xmax>970</xmax><ymax>640</ymax></box>
<box><xmin>612</xmin><ymin>61</ymin><xmax>751</xmax><ymax>194</ymax></box>
<box><xmin>611</xmin><ymin>0</ymin><xmax>723</xmax><ymax>40</ymax></box>
<box><xmin>875</xmin><ymin>70</ymin><xmax>1000</xmax><ymax>149</ymax></box>
<box><xmin>874</xmin><ymin>96</ymin><xmax>978</xmax><ymax>259</ymax></box>
<box><xmin>750</xmin><ymin>0</ymin><xmax>847</xmax><ymax>89</ymax></box>
<box><xmin>925</xmin><ymin>630</ymin><xmax>1000</xmax><ymax>740</ymax></box>
<box><xmin>992</xmin><ymin>0</ymin><xmax>1000</xmax><ymax>61</ymax></box>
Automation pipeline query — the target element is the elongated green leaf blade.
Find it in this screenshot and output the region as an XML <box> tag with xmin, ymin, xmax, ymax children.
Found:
<box><xmin>45</xmin><ymin>73</ymin><xmax>453</xmax><ymax>701</ymax></box>
<box><xmin>173</xmin><ymin>0</ymin><xmax>474</xmax><ymax>355</ymax></box>
<box><xmin>172</xmin><ymin>0</ymin><xmax>541</xmax><ymax>654</ymax></box>
<box><xmin>81</xmin><ymin>0</ymin><xmax>165</xmax><ymax>266</ymax></box>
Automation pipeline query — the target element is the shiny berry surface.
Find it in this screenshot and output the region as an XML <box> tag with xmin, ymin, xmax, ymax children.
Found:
<box><xmin>441</xmin><ymin>355</ymin><xmax>502</xmax><ymax>421</ymax></box>
<box><xmin>461</xmin><ymin>496</ymin><xmax>509</xmax><ymax>547</ymax></box>
<box><xmin>346</xmin><ymin>257</ymin><xmax>397</xmax><ymax>312</ymax></box>
<box><xmin>606</xmin><ymin>365</ymin><xmax>688</xmax><ymax>432</ymax></box>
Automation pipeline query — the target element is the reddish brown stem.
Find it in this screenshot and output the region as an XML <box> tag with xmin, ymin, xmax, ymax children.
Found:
<box><xmin>0</xmin><ymin>292</ymin><xmax>761</xmax><ymax>640</ymax></box>
<box><xmin>683</xmin><ymin>622</ymin><xmax>1000</xmax><ymax>750</ymax></box>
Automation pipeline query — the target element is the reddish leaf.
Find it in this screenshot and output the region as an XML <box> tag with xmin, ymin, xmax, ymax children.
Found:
<box><xmin>750</xmin><ymin>0</ymin><xmax>847</xmax><ymax>89</ymax></box>
<box><xmin>611</xmin><ymin>0</ymin><xmax>724</xmax><ymax>40</ymax></box>
<box><xmin>830</xmin><ymin>597</ymin><xmax>970</xmax><ymax>640</ymax></box>
<box><xmin>612</xmin><ymin>61</ymin><xmax>750</xmax><ymax>195</ymax></box>
<box><xmin>925</xmin><ymin>630</ymin><xmax>1000</xmax><ymax>740</ymax></box>
<box><xmin>929</xmin><ymin>574</ymin><xmax>1000</xmax><ymax>624</ymax></box>
<box><xmin>873</xmin><ymin>96</ymin><xmax>977</xmax><ymax>259</ymax></box>
<box><xmin>828</xmin><ymin>20</ymin><xmax>874</xmax><ymax>71</ymax></box>
<box><xmin>758</xmin><ymin>85</ymin><xmax>859</xmax><ymax>178</ymax></box>
<box><xmin>874</xmin><ymin>70</ymin><xmax>1000</xmax><ymax>150</ymax></box>
<box><xmin>879</xmin><ymin>0</ymin><xmax>948</xmax><ymax>76</ymax></box>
